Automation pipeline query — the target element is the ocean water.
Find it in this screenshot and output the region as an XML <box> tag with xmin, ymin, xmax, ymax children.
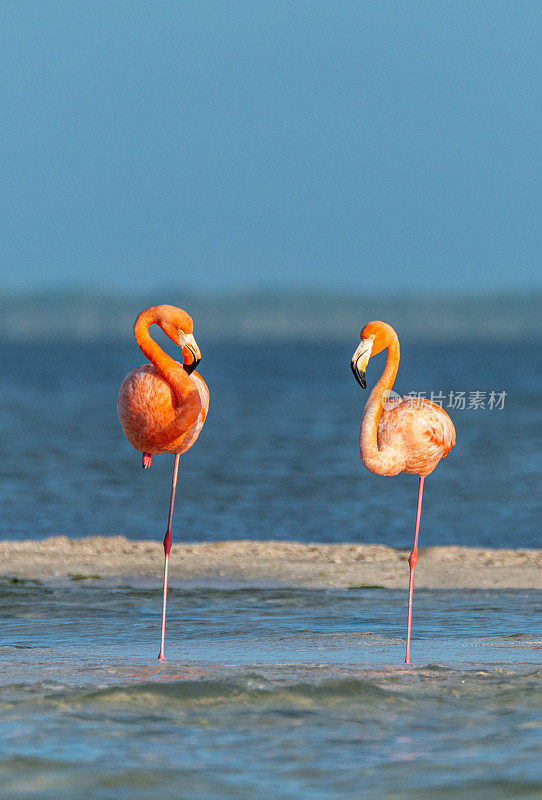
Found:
<box><xmin>1</xmin><ymin>336</ymin><xmax>541</xmax><ymax>798</ymax></box>
<box><xmin>1</xmin><ymin>337</ymin><xmax>541</xmax><ymax>547</ymax></box>
<box><xmin>0</xmin><ymin>579</ymin><xmax>541</xmax><ymax>799</ymax></box>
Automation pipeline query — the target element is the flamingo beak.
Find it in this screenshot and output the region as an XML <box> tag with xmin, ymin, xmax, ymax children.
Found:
<box><xmin>350</xmin><ymin>338</ymin><xmax>374</xmax><ymax>390</ymax></box>
<box><xmin>179</xmin><ymin>332</ymin><xmax>201</xmax><ymax>375</ymax></box>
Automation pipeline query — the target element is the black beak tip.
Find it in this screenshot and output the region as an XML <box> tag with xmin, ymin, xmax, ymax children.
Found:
<box><xmin>350</xmin><ymin>361</ymin><xmax>366</xmax><ymax>390</ymax></box>
<box><xmin>184</xmin><ymin>357</ymin><xmax>201</xmax><ymax>376</ymax></box>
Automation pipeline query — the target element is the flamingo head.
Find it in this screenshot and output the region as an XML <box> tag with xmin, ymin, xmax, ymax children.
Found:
<box><xmin>157</xmin><ymin>305</ymin><xmax>202</xmax><ymax>375</ymax></box>
<box><xmin>350</xmin><ymin>321</ymin><xmax>395</xmax><ymax>389</ymax></box>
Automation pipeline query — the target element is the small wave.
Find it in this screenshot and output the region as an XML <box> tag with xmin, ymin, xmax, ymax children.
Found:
<box><xmin>411</xmin><ymin>778</ymin><xmax>542</xmax><ymax>800</ymax></box>
<box><xmin>24</xmin><ymin>675</ymin><xmax>409</xmax><ymax>717</ymax></box>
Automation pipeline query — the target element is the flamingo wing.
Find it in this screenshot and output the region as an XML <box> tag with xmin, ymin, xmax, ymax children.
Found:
<box><xmin>417</xmin><ymin>399</ymin><xmax>456</xmax><ymax>458</ymax></box>
<box><xmin>118</xmin><ymin>365</ymin><xmax>209</xmax><ymax>455</ymax></box>
<box><xmin>378</xmin><ymin>397</ymin><xmax>456</xmax><ymax>476</ymax></box>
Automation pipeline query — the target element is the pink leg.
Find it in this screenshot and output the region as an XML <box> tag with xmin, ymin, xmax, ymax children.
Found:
<box><xmin>405</xmin><ymin>475</ymin><xmax>425</xmax><ymax>665</ymax></box>
<box><xmin>158</xmin><ymin>454</ymin><xmax>180</xmax><ymax>660</ymax></box>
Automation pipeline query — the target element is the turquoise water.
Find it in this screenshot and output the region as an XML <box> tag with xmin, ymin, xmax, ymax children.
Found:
<box><xmin>1</xmin><ymin>580</ymin><xmax>540</xmax><ymax>799</ymax></box>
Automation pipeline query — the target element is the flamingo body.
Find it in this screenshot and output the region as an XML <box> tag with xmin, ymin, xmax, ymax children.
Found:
<box><xmin>118</xmin><ymin>364</ymin><xmax>209</xmax><ymax>456</ymax></box>
<box><xmin>375</xmin><ymin>397</ymin><xmax>455</xmax><ymax>477</ymax></box>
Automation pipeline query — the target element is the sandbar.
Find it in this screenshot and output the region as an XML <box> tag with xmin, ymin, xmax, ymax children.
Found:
<box><xmin>1</xmin><ymin>538</ymin><xmax>540</xmax><ymax>589</ymax></box>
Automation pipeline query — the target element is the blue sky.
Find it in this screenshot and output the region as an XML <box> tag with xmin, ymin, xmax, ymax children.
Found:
<box><xmin>1</xmin><ymin>1</ymin><xmax>541</xmax><ymax>295</ymax></box>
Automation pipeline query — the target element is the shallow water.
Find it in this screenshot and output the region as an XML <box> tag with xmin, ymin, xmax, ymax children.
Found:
<box><xmin>1</xmin><ymin>338</ymin><xmax>541</xmax><ymax>547</ymax></box>
<box><xmin>0</xmin><ymin>580</ymin><xmax>541</xmax><ymax>799</ymax></box>
<box><xmin>1</xmin><ymin>336</ymin><xmax>541</xmax><ymax>796</ymax></box>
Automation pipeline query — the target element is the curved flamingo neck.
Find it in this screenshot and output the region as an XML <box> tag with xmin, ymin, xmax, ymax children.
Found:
<box><xmin>359</xmin><ymin>330</ymin><xmax>403</xmax><ymax>475</ymax></box>
<box><xmin>133</xmin><ymin>308</ymin><xmax>191</xmax><ymax>401</ymax></box>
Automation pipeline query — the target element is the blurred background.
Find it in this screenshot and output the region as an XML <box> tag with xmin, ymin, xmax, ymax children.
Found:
<box><xmin>1</xmin><ymin>1</ymin><xmax>541</xmax><ymax>546</ymax></box>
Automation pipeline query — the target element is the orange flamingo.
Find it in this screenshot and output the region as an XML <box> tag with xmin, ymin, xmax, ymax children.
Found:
<box><xmin>350</xmin><ymin>321</ymin><xmax>455</xmax><ymax>664</ymax></box>
<box><xmin>118</xmin><ymin>305</ymin><xmax>209</xmax><ymax>659</ymax></box>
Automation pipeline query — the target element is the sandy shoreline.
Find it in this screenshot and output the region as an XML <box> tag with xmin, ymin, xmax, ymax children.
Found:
<box><xmin>0</xmin><ymin>537</ymin><xmax>540</xmax><ymax>589</ymax></box>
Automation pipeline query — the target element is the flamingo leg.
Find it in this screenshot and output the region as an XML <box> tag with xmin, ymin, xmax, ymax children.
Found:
<box><xmin>405</xmin><ymin>475</ymin><xmax>425</xmax><ymax>665</ymax></box>
<box><xmin>158</xmin><ymin>453</ymin><xmax>180</xmax><ymax>660</ymax></box>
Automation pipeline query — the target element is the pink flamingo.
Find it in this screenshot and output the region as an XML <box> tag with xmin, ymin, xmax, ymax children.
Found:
<box><xmin>351</xmin><ymin>321</ymin><xmax>456</xmax><ymax>664</ymax></box>
<box><xmin>118</xmin><ymin>305</ymin><xmax>209</xmax><ymax>659</ymax></box>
